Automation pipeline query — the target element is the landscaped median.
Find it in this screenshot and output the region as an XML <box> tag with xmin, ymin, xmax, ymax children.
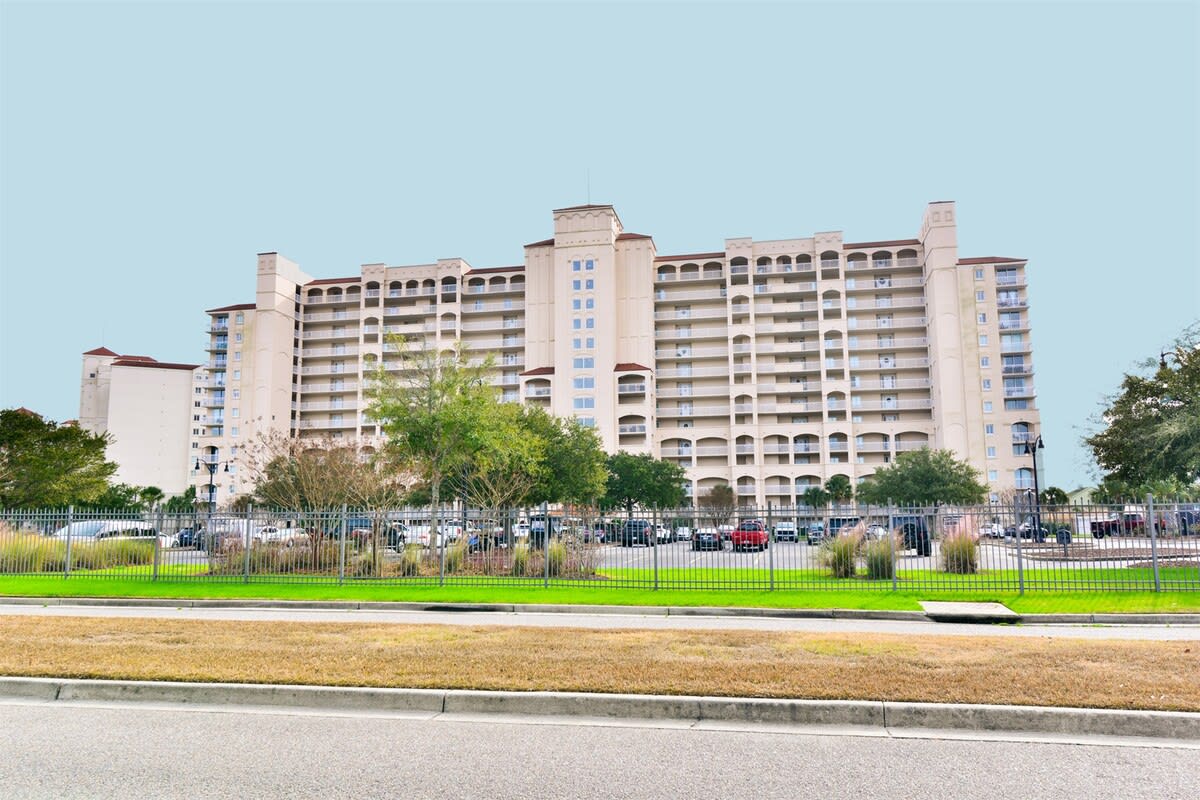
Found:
<box><xmin>3</xmin><ymin>575</ymin><xmax>1200</xmax><ymax>615</ymax></box>
<box><xmin>1</xmin><ymin>615</ymin><xmax>1198</xmax><ymax>712</ymax></box>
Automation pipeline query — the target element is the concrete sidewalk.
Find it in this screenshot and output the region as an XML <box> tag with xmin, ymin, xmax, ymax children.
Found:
<box><xmin>2</xmin><ymin>599</ymin><xmax>1199</xmax><ymax>640</ymax></box>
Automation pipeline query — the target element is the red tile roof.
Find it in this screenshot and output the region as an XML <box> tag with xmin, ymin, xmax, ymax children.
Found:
<box><xmin>465</xmin><ymin>265</ymin><xmax>525</xmax><ymax>275</ymax></box>
<box><xmin>112</xmin><ymin>359</ymin><xmax>200</xmax><ymax>371</ymax></box>
<box><xmin>843</xmin><ymin>238</ymin><xmax>921</xmax><ymax>249</ymax></box>
<box><xmin>13</xmin><ymin>407</ymin><xmax>42</xmax><ymax>418</ymax></box>
<box><xmin>524</xmin><ymin>238</ymin><xmax>555</xmax><ymax>248</ymax></box>
<box><xmin>82</xmin><ymin>346</ymin><xmax>118</xmax><ymax>356</ymax></box>
<box><xmin>616</xmin><ymin>232</ymin><xmax>652</xmax><ymax>241</ymax></box>
<box><xmin>520</xmin><ymin>366</ymin><xmax>555</xmax><ymax>376</ymax></box>
<box><xmin>117</xmin><ymin>355</ymin><xmax>155</xmax><ymax>362</ymax></box>
<box><xmin>614</xmin><ymin>362</ymin><xmax>651</xmax><ymax>372</ymax></box>
<box><xmin>653</xmin><ymin>251</ymin><xmax>725</xmax><ymax>263</ymax></box>
<box><xmin>206</xmin><ymin>303</ymin><xmax>255</xmax><ymax>314</ymax></box>
<box><xmin>957</xmin><ymin>256</ymin><xmax>1026</xmax><ymax>265</ymax></box>
<box><xmin>306</xmin><ymin>276</ymin><xmax>361</xmax><ymax>286</ymax></box>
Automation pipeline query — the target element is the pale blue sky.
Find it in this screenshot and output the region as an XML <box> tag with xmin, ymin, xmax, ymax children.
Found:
<box><xmin>1</xmin><ymin>1</ymin><xmax>1197</xmax><ymax>490</ymax></box>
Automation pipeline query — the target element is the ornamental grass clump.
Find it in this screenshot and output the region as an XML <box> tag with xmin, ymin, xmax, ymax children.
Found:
<box><xmin>510</xmin><ymin>543</ymin><xmax>531</xmax><ymax>577</ymax></box>
<box><xmin>821</xmin><ymin>521</ymin><xmax>865</xmax><ymax>579</ymax></box>
<box><xmin>443</xmin><ymin>540</ymin><xmax>468</xmax><ymax>574</ymax></box>
<box><xmin>864</xmin><ymin>535</ymin><xmax>896</xmax><ymax>581</ymax></box>
<box><xmin>940</xmin><ymin>521</ymin><xmax>980</xmax><ymax>575</ymax></box>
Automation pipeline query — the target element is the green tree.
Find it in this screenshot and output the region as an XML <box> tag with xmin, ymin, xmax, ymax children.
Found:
<box><xmin>77</xmin><ymin>483</ymin><xmax>148</xmax><ymax>511</ymax></box>
<box><xmin>698</xmin><ymin>483</ymin><xmax>736</xmax><ymax>527</ymax></box>
<box><xmin>139</xmin><ymin>486</ymin><xmax>165</xmax><ymax>510</ymax></box>
<box><xmin>1039</xmin><ymin>486</ymin><xmax>1069</xmax><ymax>505</ymax></box>
<box><xmin>824</xmin><ymin>474</ymin><xmax>854</xmax><ymax>504</ymax></box>
<box><xmin>602</xmin><ymin>452</ymin><xmax>687</xmax><ymax>516</ymax></box>
<box><xmin>518</xmin><ymin>407</ymin><xmax>608</xmax><ymax>506</ymax></box>
<box><xmin>0</xmin><ymin>409</ymin><xmax>116</xmax><ymax>508</ymax></box>
<box><xmin>367</xmin><ymin>337</ymin><xmax>500</xmax><ymax>555</ymax></box>
<box><xmin>800</xmin><ymin>486</ymin><xmax>831</xmax><ymax>509</ymax></box>
<box><xmin>1085</xmin><ymin>324</ymin><xmax>1199</xmax><ymax>490</ymax></box>
<box><xmin>164</xmin><ymin>486</ymin><xmax>198</xmax><ymax>514</ymax></box>
<box><xmin>855</xmin><ymin>448</ymin><xmax>989</xmax><ymax>506</ymax></box>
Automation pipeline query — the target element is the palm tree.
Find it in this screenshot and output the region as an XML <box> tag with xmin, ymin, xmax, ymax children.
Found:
<box><xmin>800</xmin><ymin>486</ymin><xmax>831</xmax><ymax>509</ymax></box>
<box><xmin>139</xmin><ymin>486</ymin><xmax>165</xmax><ymax>510</ymax></box>
<box><xmin>824</xmin><ymin>475</ymin><xmax>854</xmax><ymax>505</ymax></box>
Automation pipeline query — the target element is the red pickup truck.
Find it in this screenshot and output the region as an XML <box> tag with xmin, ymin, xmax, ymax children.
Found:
<box><xmin>1090</xmin><ymin>513</ymin><xmax>1145</xmax><ymax>538</ymax></box>
<box><xmin>730</xmin><ymin>519</ymin><xmax>769</xmax><ymax>552</ymax></box>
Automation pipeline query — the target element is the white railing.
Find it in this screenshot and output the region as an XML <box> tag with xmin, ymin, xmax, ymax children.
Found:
<box><xmin>302</xmin><ymin>346</ymin><xmax>359</xmax><ymax>358</ymax></box>
<box><xmin>299</xmin><ymin>381</ymin><xmax>359</xmax><ymax>393</ymax></box>
<box><xmin>618</xmin><ymin>424</ymin><xmax>647</xmax><ymax>434</ymax></box>
<box><xmin>617</xmin><ymin>384</ymin><xmax>647</xmax><ymax>394</ymax></box>
<box><xmin>303</xmin><ymin>311</ymin><xmax>361</xmax><ymax>323</ymax></box>
<box><xmin>656</xmin><ymin>406</ymin><xmax>728</xmax><ymax>417</ymax></box>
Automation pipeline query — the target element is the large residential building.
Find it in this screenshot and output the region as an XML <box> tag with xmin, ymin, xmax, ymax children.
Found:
<box><xmin>78</xmin><ymin>348</ymin><xmax>201</xmax><ymax>495</ymax></box>
<box><xmin>183</xmin><ymin>200</ymin><xmax>1039</xmax><ymax>509</ymax></box>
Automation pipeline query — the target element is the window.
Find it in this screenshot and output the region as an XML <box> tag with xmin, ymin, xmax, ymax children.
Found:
<box><xmin>585</xmin><ymin>279</ymin><xmax>594</xmax><ymax>290</ymax></box>
<box><xmin>231</xmin><ymin>426</ymin><xmax>239</xmax><ymax>437</ymax></box>
<box><xmin>233</xmin><ymin>370</ymin><xmax>241</xmax><ymax>380</ymax></box>
<box><xmin>975</xmin><ymin>269</ymin><xmax>984</xmax><ymax>280</ymax></box>
<box><xmin>1005</xmin><ymin>399</ymin><xmax>1029</xmax><ymax>411</ymax></box>
<box><xmin>572</xmin><ymin>260</ymin><xmax>581</xmax><ymax>272</ymax></box>
<box><xmin>573</xmin><ymin>377</ymin><xmax>594</xmax><ymax>389</ymax></box>
<box><xmin>585</xmin><ymin>318</ymin><xmax>594</xmax><ymax>329</ymax></box>
<box><xmin>572</xmin><ymin>280</ymin><xmax>581</xmax><ymax>290</ymax></box>
<box><xmin>586</xmin><ymin>337</ymin><xmax>594</xmax><ymax>348</ymax></box>
<box><xmin>987</xmin><ymin>447</ymin><xmax>996</xmax><ymax>458</ymax></box>
<box><xmin>985</xmin><ymin>423</ymin><xmax>995</xmax><ymax>435</ymax></box>
<box><xmin>982</xmin><ymin>379</ymin><xmax>992</xmax><ymax>390</ymax></box>
<box><xmin>573</xmin><ymin>357</ymin><xmax>594</xmax><ymax>369</ymax></box>
<box><xmin>232</xmin><ymin>408</ymin><xmax>239</xmax><ymax>418</ymax></box>
<box><xmin>235</xmin><ymin>333</ymin><xmax>243</xmax><ymax>343</ymax></box>
<box><xmin>882</xmin><ymin>414</ymin><xmax>898</xmax><ymax>422</ymax></box>
<box><xmin>573</xmin><ymin>397</ymin><xmax>595</xmax><ymax>409</ymax></box>
<box><xmin>572</xmin><ymin>299</ymin><xmax>581</xmax><ymax>310</ymax></box>
<box><xmin>1015</xmin><ymin>468</ymin><xmax>1034</xmax><ymax>489</ymax></box>
<box><xmin>996</xmin><ymin>268</ymin><xmax>1018</xmax><ymax>285</ymax></box>
<box><xmin>578</xmin><ymin>417</ymin><xmax>595</xmax><ymax>428</ymax></box>
<box><xmin>573</xmin><ymin>319</ymin><xmax>581</xmax><ymax>330</ymax></box>
<box><xmin>585</xmin><ymin>260</ymin><xmax>594</xmax><ymax>270</ymax></box>
<box><xmin>235</xmin><ymin>313</ymin><xmax>244</xmax><ymax>324</ymax></box>
<box><xmin>977</xmin><ymin>313</ymin><xmax>986</xmax><ymax>324</ymax></box>
<box><xmin>988</xmin><ymin>470</ymin><xmax>998</xmax><ymax>481</ymax></box>
<box><xmin>573</xmin><ymin>338</ymin><xmax>581</xmax><ymax>349</ymax></box>
<box><xmin>234</xmin><ymin>351</ymin><xmax>242</xmax><ymax>360</ymax></box>
<box><xmin>978</xmin><ymin>335</ymin><xmax>988</xmax><ymax>346</ymax></box>
<box><xmin>585</xmin><ymin>298</ymin><xmax>594</xmax><ymax>310</ymax></box>
<box><xmin>983</xmin><ymin>401</ymin><xmax>993</xmax><ymax>413</ymax></box>
<box><xmin>232</xmin><ymin>389</ymin><xmax>240</xmax><ymax>399</ymax></box>
<box><xmin>976</xmin><ymin>290</ymin><xmax>986</xmax><ymax>302</ymax></box>
<box><xmin>980</xmin><ymin>356</ymin><xmax>990</xmax><ymax>368</ymax></box>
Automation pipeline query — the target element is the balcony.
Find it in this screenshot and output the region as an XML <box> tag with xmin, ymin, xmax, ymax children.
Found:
<box><xmin>895</xmin><ymin>440</ymin><xmax>931</xmax><ymax>452</ymax></box>
<box><xmin>306</xmin><ymin>293</ymin><xmax>362</xmax><ymax>305</ymax></box>
<box><xmin>302</xmin><ymin>346</ymin><xmax>359</xmax><ymax>358</ymax></box>
<box><xmin>852</xmin><ymin>357</ymin><xmax>930</xmax><ymax>371</ymax></box>
<box><xmin>850</xmin><ymin>399</ymin><xmax>933</xmax><ymax>411</ymax></box>
<box><xmin>653</xmin><ymin>307</ymin><xmax>728</xmax><ymax>322</ymax></box>
<box><xmin>844</xmin><ymin>276</ymin><xmax>924</xmax><ymax>291</ymax></box>
<box><xmin>303</xmin><ymin>311</ymin><xmax>361</xmax><ymax>323</ymax></box>
<box><xmin>847</xmin><ymin>316</ymin><xmax>927</xmax><ymax>331</ymax></box>
<box><xmin>297</xmin><ymin>418</ymin><xmax>356</xmax><ymax>429</ymax></box>
<box><xmin>524</xmin><ymin>387</ymin><xmax>551</xmax><ymax>398</ymax></box>
<box><xmin>206</xmin><ymin>341</ymin><xmax>229</xmax><ymax>352</ymax></box>
<box><xmin>463</xmin><ymin>300</ymin><xmax>525</xmax><ymax>314</ymax></box>
<box><xmin>655</xmin><ymin>345</ymin><xmax>727</xmax><ymax>360</ymax></box>
<box><xmin>1004</xmin><ymin>386</ymin><xmax>1035</xmax><ymax>398</ymax></box>
<box><xmin>848</xmin><ymin>296</ymin><xmax>926</xmax><ymax>311</ymax></box>
<box><xmin>654</xmin><ymin>287</ymin><xmax>728</xmax><ymax>303</ymax></box>
<box><xmin>847</xmin><ymin>337</ymin><xmax>928</xmax><ymax>351</ymax></box>
<box><xmin>208</xmin><ymin>324</ymin><xmax>229</xmax><ymax>334</ymax></box>
<box><xmin>299</xmin><ymin>400</ymin><xmax>360</xmax><ymax>412</ymax></box>
<box><xmin>618</xmin><ymin>423</ymin><xmax>647</xmax><ymax>434</ymax></box>
<box><xmin>1000</xmin><ymin>342</ymin><xmax>1031</xmax><ymax>354</ymax></box>
<box><xmin>617</xmin><ymin>383</ymin><xmax>647</xmax><ymax>395</ymax></box>
<box><xmin>1002</xmin><ymin>363</ymin><xmax>1031</xmax><ymax>375</ymax></box>
<box><xmin>300</xmin><ymin>381</ymin><xmax>358</xmax><ymax>394</ymax></box>
<box><xmin>757</xmin><ymin>300</ymin><xmax>819</xmax><ymax>315</ymax></box>
<box><xmin>656</xmin><ymin>405</ymin><xmax>728</xmax><ymax>417</ymax></box>
<box><xmin>736</xmin><ymin>485</ymin><xmax>758</xmax><ymax>496</ymax></box>
<box><xmin>302</xmin><ymin>328</ymin><xmax>359</xmax><ymax>341</ymax></box>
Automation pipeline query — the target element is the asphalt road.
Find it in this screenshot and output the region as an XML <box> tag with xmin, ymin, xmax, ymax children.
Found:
<box><xmin>2</xmin><ymin>603</ymin><xmax>1198</xmax><ymax>640</ymax></box>
<box><xmin>0</xmin><ymin>701</ymin><xmax>1193</xmax><ymax>799</ymax></box>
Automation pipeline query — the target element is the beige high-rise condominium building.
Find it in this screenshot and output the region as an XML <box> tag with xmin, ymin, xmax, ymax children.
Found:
<box><xmin>187</xmin><ymin>200</ymin><xmax>1038</xmax><ymax>508</ymax></box>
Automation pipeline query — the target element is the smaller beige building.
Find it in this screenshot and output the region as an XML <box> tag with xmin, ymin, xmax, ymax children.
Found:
<box><xmin>78</xmin><ymin>347</ymin><xmax>201</xmax><ymax>496</ymax></box>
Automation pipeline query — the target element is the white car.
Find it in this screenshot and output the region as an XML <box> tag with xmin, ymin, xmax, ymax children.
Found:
<box><xmin>252</xmin><ymin>526</ymin><xmax>309</xmax><ymax>547</ymax></box>
<box><xmin>673</xmin><ymin>526</ymin><xmax>692</xmax><ymax>541</ymax></box>
<box><xmin>773</xmin><ymin>522</ymin><xmax>798</xmax><ymax>542</ymax></box>
<box><xmin>979</xmin><ymin>522</ymin><xmax>1006</xmax><ymax>539</ymax></box>
<box><xmin>656</xmin><ymin>524</ymin><xmax>672</xmax><ymax>543</ymax></box>
<box><xmin>50</xmin><ymin>520</ymin><xmax>171</xmax><ymax>549</ymax></box>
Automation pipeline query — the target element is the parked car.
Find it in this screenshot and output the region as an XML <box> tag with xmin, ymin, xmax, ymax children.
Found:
<box><xmin>1005</xmin><ymin>516</ymin><xmax>1048</xmax><ymax>543</ymax></box>
<box><xmin>175</xmin><ymin>527</ymin><xmax>200</xmax><ymax>548</ymax></box>
<box><xmin>673</xmin><ymin>525</ymin><xmax>692</xmax><ymax>542</ymax></box>
<box><xmin>49</xmin><ymin>520</ymin><xmax>168</xmax><ymax>549</ymax></box>
<box><xmin>730</xmin><ymin>519</ymin><xmax>768</xmax><ymax>552</ymax></box>
<box><xmin>978</xmin><ymin>521</ymin><xmax>1006</xmax><ymax>539</ymax></box>
<box><xmin>655</xmin><ymin>524</ymin><xmax>672</xmax><ymax>544</ymax></box>
<box><xmin>805</xmin><ymin>521</ymin><xmax>826</xmax><ymax>545</ymax></box>
<box><xmin>865</xmin><ymin>523</ymin><xmax>890</xmax><ymax>541</ymax></box>
<box><xmin>253</xmin><ymin>526</ymin><xmax>310</xmax><ymax>547</ymax></box>
<box><xmin>1177</xmin><ymin>509</ymin><xmax>1200</xmax><ymax>536</ymax></box>
<box><xmin>620</xmin><ymin>519</ymin><xmax>654</xmax><ymax>547</ymax></box>
<box><xmin>1090</xmin><ymin>512</ymin><xmax>1145</xmax><ymax>538</ymax></box>
<box><xmin>773</xmin><ymin>521</ymin><xmax>799</xmax><ymax>542</ymax></box>
<box><xmin>893</xmin><ymin>515</ymin><xmax>932</xmax><ymax>556</ymax></box>
<box><xmin>691</xmin><ymin>527</ymin><xmax>723</xmax><ymax>551</ymax></box>
<box><xmin>718</xmin><ymin>524</ymin><xmax>735</xmax><ymax>542</ymax></box>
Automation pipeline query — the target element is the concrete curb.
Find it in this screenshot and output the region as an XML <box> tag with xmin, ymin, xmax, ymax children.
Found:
<box><xmin>2</xmin><ymin>677</ymin><xmax>1196</xmax><ymax>740</ymax></box>
<box><xmin>2</xmin><ymin>595</ymin><xmax>1199</xmax><ymax>625</ymax></box>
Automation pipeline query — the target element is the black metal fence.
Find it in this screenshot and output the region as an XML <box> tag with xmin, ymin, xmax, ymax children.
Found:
<box><xmin>1</xmin><ymin>499</ymin><xmax>1198</xmax><ymax>592</ymax></box>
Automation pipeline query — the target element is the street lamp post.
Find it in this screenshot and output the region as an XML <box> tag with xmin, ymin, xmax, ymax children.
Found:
<box><xmin>193</xmin><ymin>457</ymin><xmax>229</xmax><ymax>514</ymax></box>
<box><xmin>1023</xmin><ymin>435</ymin><xmax>1045</xmax><ymax>531</ymax></box>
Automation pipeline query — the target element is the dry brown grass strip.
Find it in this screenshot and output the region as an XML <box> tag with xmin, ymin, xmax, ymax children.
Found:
<box><xmin>1</xmin><ymin>616</ymin><xmax>1197</xmax><ymax>711</ymax></box>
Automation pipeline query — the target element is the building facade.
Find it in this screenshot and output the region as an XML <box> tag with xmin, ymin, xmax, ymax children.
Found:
<box><xmin>188</xmin><ymin>201</ymin><xmax>1039</xmax><ymax>508</ymax></box>
<box><xmin>78</xmin><ymin>348</ymin><xmax>200</xmax><ymax>495</ymax></box>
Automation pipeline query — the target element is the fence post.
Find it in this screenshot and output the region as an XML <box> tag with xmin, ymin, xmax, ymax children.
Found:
<box><xmin>243</xmin><ymin>505</ymin><xmax>253</xmax><ymax>584</ymax></box>
<box><xmin>153</xmin><ymin>507</ymin><xmax>163</xmax><ymax>582</ymax></box>
<box><xmin>542</xmin><ymin>501</ymin><xmax>550</xmax><ymax>589</ymax></box>
<box><xmin>1013</xmin><ymin>497</ymin><xmax>1025</xmax><ymax>595</ymax></box>
<box><xmin>338</xmin><ymin>504</ymin><xmax>348</xmax><ymax>585</ymax></box>
<box><xmin>1147</xmin><ymin>493</ymin><xmax>1160</xmax><ymax>592</ymax></box>
<box><xmin>652</xmin><ymin>506</ymin><xmax>659</xmax><ymax>591</ymax></box>
<box><xmin>767</xmin><ymin>502</ymin><xmax>775</xmax><ymax>591</ymax></box>
<box><xmin>63</xmin><ymin>505</ymin><xmax>74</xmax><ymax>579</ymax></box>
<box><xmin>888</xmin><ymin>500</ymin><xmax>897</xmax><ymax>591</ymax></box>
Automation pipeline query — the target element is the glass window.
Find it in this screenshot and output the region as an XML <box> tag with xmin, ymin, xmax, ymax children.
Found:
<box><xmin>585</xmin><ymin>318</ymin><xmax>595</xmax><ymax>329</ymax></box>
<box><xmin>573</xmin><ymin>397</ymin><xmax>595</xmax><ymax>409</ymax></box>
<box><xmin>983</xmin><ymin>401</ymin><xmax>993</xmax><ymax>413</ymax></box>
<box><xmin>585</xmin><ymin>279</ymin><xmax>594</xmax><ymax>290</ymax></box>
<box><xmin>572</xmin><ymin>319</ymin><xmax>581</xmax><ymax>330</ymax></box>
<box><xmin>572</xmin><ymin>280</ymin><xmax>581</xmax><ymax>290</ymax></box>
<box><xmin>231</xmin><ymin>426</ymin><xmax>239</xmax><ymax>437</ymax></box>
<box><xmin>976</xmin><ymin>290</ymin><xmax>986</xmax><ymax>302</ymax></box>
<box><xmin>986</xmin><ymin>447</ymin><xmax>996</xmax><ymax>458</ymax></box>
<box><xmin>572</xmin><ymin>260</ymin><xmax>581</xmax><ymax>272</ymax></box>
<box><xmin>977</xmin><ymin>313</ymin><xmax>986</xmax><ymax>324</ymax></box>
<box><xmin>235</xmin><ymin>313</ymin><xmax>244</xmax><ymax>324</ymax></box>
<box><xmin>585</xmin><ymin>260</ymin><xmax>594</xmax><ymax>270</ymax></box>
<box><xmin>585</xmin><ymin>298</ymin><xmax>594</xmax><ymax>309</ymax></box>
<box><xmin>578</xmin><ymin>417</ymin><xmax>595</xmax><ymax>428</ymax></box>
<box><xmin>979</xmin><ymin>335</ymin><xmax>988</xmax><ymax>346</ymax></box>
<box><xmin>988</xmin><ymin>470</ymin><xmax>998</xmax><ymax>481</ymax></box>
<box><xmin>586</xmin><ymin>337</ymin><xmax>594</xmax><ymax>348</ymax></box>
<box><xmin>572</xmin><ymin>299</ymin><xmax>581</xmax><ymax>310</ymax></box>
<box><xmin>981</xmin><ymin>356</ymin><xmax>990</xmax><ymax>368</ymax></box>
<box><xmin>982</xmin><ymin>379</ymin><xmax>992</xmax><ymax>390</ymax></box>
<box><xmin>985</xmin><ymin>423</ymin><xmax>994</xmax><ymax>435</ymax></box>
<box><xmin>573</xmin><ymin>377</ymin><xmax>595</xmax><ymax>389</ymax></box>
<box><xmin>573</xmin><ymin>338</ymin><xmax>581</xmax><ymax>348</ymax></box>
<box><xmin>573</xmin><ymin>357</ymin><xmax>594</xmax><ymax>369</ymax></box>
<box><xmin>975</xmin><ymin>269</ymin><xmax>984</xmax><ymax>280</ymax></box>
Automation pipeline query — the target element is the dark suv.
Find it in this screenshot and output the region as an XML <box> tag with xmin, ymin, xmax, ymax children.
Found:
<box><xmin>893</xmin><ymin>515</ymin><xmax>932</xmax><ymax>557</ymax></box>
<box><xmin>620</xmin><ymin>519</ymin><xmax>654</xmax><ymax>547</ymax></box>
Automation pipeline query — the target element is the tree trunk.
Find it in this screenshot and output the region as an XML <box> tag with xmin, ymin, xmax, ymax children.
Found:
<box><xmin>431</xmin><ymin>479</ymin><xmax>441</xmax><ymax>572</ymax></box>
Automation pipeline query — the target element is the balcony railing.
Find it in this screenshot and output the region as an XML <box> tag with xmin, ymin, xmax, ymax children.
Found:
<box><xmin>617</xmin><ymin>384</ymin><xmax>647</xmax><ymax>394</ymax></box>
<box><xmin>618</xmin><ymin>424</ymin><xmax>647</xmax><ymax>434</ymax></box>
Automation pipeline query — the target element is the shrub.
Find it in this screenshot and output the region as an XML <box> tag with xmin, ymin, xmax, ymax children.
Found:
<box><xmin>399</xmin><ymin>544</ymin><xmax>423</xmax><ymax>577</ymax></box>
<box><xmin>511</xmin><ymin>543</ymin><xmax>531</xmax><ymax>577</ymax></box>
<box><xmin>864</xmin><ymin>536</ymin><xmax>895</xmax><ymax>581</ymax></box>
<box><xmin>444</xmin><ymin>541</ymin><xmax>467</xmax><ymax>574</ymax></box>
<box><xmin>546</xmin><ymin>540</ymin><xmax>566</xmax><ymax>577</ymax></box>
<box><xmin>0</xmin><ymin>532</ymin><xmax>64</xmax><ymax>573</ymax></box>
<box><xmin>210</xmin><ymin>542</ymin><xmax>339</xmax><ymax>576</ymax></box>
<box><xmin>821</xmin><ymin>522</ymin><xmax>864</xmax><ymax>579</ymax></box>
<box><xmin>940</xmin><ymin>528</ymin><xmax>980</xmax><ymax>574</ymax></box>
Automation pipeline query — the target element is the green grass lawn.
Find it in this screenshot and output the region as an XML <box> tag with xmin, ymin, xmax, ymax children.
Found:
<box><xmin>2</xmin><ymin>575</ymin><xmax>1200</xmax><ymax>614</ymax></box>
